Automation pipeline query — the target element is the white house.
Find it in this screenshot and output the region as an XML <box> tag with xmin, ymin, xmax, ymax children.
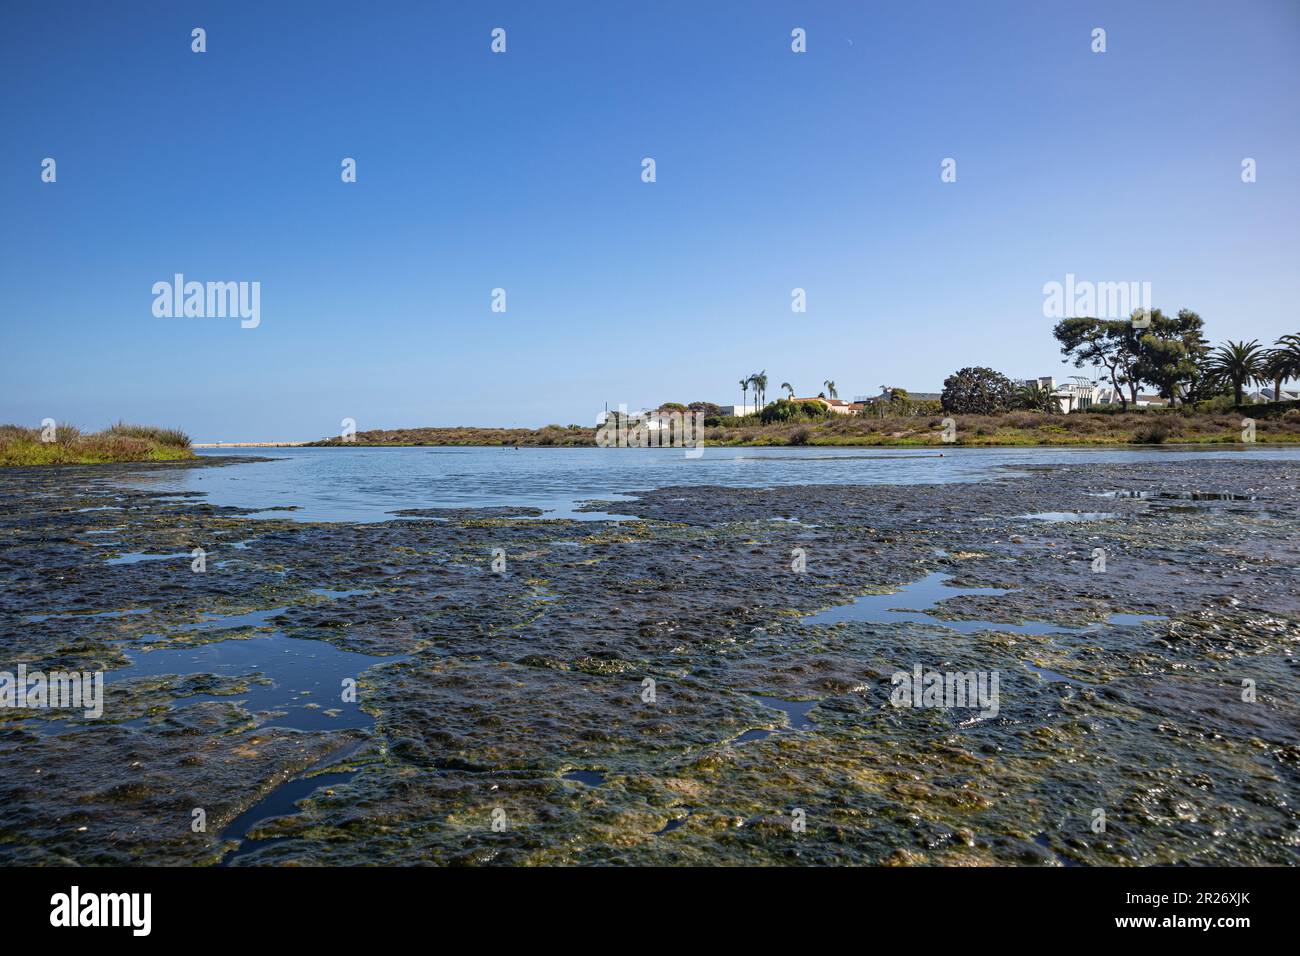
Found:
<box><xmin>1036</xmin><ymin>376</ymin><xmax>1169</xmax><ymax>412</ymax></box>
<box><xmin>1038</xmin><ymin>376</ymin><xmax>1093</xmax><ymax>413</ymax></box>
<box><xmin>1247</xmin><ymin>387</ymin><xmax>1299</xmax><ymax>403</ymax></box>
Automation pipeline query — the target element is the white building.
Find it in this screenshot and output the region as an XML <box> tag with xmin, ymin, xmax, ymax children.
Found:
<box><xmin>1036</xmin><ymin>376</ymin><xmax>1167</xmax><ymax>413</ymax></box>
<box><xmin>1247</xmin><ymin>387</ymin><xmax>1298</xmax><ymax>403</ymax></box>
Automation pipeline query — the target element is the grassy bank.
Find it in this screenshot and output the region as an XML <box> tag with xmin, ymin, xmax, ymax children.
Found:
<box><xmin>309</xmin><ymin>410</ymin><xmax>1300</xmax><ymax>448</ymax></box>
<box><xmin>0</xmin><ymin>423</ymin><xmax>194</xmax><ymax>466</ymax></box>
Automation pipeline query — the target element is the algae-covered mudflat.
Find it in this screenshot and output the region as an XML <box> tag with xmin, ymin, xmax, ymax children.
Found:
<box><xmin>0</xmin><ymin>450</ymin><xmax>1297</xmax><ymax>865</ymax></box>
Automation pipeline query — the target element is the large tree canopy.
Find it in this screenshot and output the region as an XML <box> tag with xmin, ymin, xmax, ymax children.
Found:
<box><xmin>1052</xmin><ymin>316</ymin><xmax>1141</xmax><ymax>408</ymax></box>
<box><xmin>1133</xmin><ymin>309</ymin><xmax>1209</xmax><ymax>405</ymax></box>
<box><xmin>941</xmin><ymin>367</ymin><xmax>1016</xmax><ymax>414</ymax></box>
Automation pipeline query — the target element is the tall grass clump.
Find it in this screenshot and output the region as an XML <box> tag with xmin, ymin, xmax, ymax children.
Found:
<box><xmin>105</xmin><ymin>422</ymin><xmax>191</xmax><ymax>448</ymax></box>
<box><xmin>0</xmin><ymin>421</ymin><xmax>194</xmax><ymax>466</ymax></box>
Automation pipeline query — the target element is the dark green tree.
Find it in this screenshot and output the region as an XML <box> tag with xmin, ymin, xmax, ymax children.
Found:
<box><xmin>1052</xmin><ymin>316</ymin><xmax>1141</xmax><ymax>409</ymax></box>
<box><xmin>1132</xmin><ymin>309</ymin><xmax>1209</xmax><ymax>405</ymax></box>
<box><xmin>941</xmin><ymin>367</ymin><xmax>1016</xmax><ymax>414</ymax></box>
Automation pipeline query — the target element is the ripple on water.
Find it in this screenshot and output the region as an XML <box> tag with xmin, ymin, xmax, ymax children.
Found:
<box><xmin>1017</xmin><ymin>512</ymin><xmax>1117</xmax><ymax>522</ymax></box>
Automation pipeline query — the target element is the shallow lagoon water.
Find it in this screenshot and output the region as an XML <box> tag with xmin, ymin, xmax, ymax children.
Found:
<box><xmin>111</xmin><ymin>631</ymin><xmax>386</xmax><ymax>731</ymax></box>
<box><xmin>119</xmin><ymin>444</ymin><xmax>1300</xmax><ymax>522</ymax></box>
<box><xmin>1017</xmin><ymin>511</ymin><xmax>1117</xmax><ymax>522</ymax></box>
<box><xmin>805</xmin><ymin>571</ymin><xmax>1165</xmax><ymax>635</ymax></box>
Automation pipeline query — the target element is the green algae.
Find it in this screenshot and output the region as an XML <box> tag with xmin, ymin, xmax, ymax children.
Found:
<box><xmin>0</xmin><ymin>456</ymin><xmax>1297</xmax><ymax>865</ymax></box>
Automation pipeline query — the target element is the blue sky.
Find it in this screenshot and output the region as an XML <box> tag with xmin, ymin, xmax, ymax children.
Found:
<box><xmin>2</xmin><ymin>0</ymin><xmax>1297</xmax><ymax>440</ymax></box>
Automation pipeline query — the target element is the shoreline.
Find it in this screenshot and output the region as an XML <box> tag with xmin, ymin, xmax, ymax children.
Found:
<box><xmin>284</xmin><ymin>440</ymin><xmax>1300</xmax><ymax>448</ymax></box>
<box><xmin>203</xmin><ymin>439</ymin><xmax>1300</xmax><ymax>450</ymax></box>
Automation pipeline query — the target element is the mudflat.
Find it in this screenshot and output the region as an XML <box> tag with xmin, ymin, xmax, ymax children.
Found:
<box><xmin>0</xmin><ymin>455</ymin><xmax>1296</xmax><ymax>865</ymax></box>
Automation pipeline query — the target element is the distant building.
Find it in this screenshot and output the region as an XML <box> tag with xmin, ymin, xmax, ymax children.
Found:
<box><xmin>716</xmin><ymin>404</ymin><xmax>759</xmax><ymax>417</ymax></box>
<box><xmin>822</xmin><ymin>398</ymin><xmax>857</xmax><ymax>416</ymax></box>
<box><xmin>1045</xmin><ymin>376</ymin><xmax>1092</xmax><ymax>413</ymax></box>
<box><xmin>1247</xmin><ymin>387</ymin><xmax>1299</xmax><ymax>403</ymax></box>
<box><xmin>1035</xmin><ymin>376</ymin><xmax>1169</xmax><ymax>413</ymax></box>
<box><xmin>784</xmin><ymin>396</ymin><xmax>855</xmax><ymax>416</ymax></box>
<box><xmin>855</xmin><ymin>389</ymin><xmax>941</xmax><ymax>411</ymax></box>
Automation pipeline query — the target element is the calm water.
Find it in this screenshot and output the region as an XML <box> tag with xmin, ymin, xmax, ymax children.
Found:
<box><xmin>115</xmin><ymin>444</ymin><xmax>1300</xmax><ymax>523</ymax></box>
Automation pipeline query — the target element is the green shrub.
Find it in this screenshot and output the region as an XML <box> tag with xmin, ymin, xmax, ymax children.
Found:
<box><xmin>760</xmin><ymin>399</ymin><xmax>800</xmax><ymax>424</ymax></box>
<box><xmin>1192</xmin><ymin>394</ymin><xmax>1237</xmax><ymax>414</ymax></box>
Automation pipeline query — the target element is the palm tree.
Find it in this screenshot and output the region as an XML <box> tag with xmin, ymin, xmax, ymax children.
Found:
<box><xmin>739</xmin><ymin>377</ymin><xmax>749</xmax><ymax>412</ymax></box>
<box><xmin>1015</xmin><ymin>380</ymin><xmax>1058</xmax><ymax>413</ymax></box>
<box><xmin>1208</xmin><ymin>339</ymin><xmax>1266</xmax><ymax>406</ymax></box>
<box><xmin>1264</xmin><ymin>350</ymin><xmax>1289</xmax><ymax>403</ymax></box>
<box><xmin>752</xmin><ymin>370</ymin><xmax>768</xmax><ymax>411</ymax></box>
<box><xmin>781</xmin><ymin>382</ymin><xmax>794</xmax><ymax>400</ymax></box>
<box><xmin>1266</xmin><ymin>334</ymin><xmax>1300</xmax><ymax>402</ymax></box>
<box><xmin>823</xmin><ymin>380</ymin><xmax>838</xmax><ymax>399</ymax></box>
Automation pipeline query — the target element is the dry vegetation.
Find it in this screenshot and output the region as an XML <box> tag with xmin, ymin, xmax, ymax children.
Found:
<box><xmin>0</xmin><ymin>422</ymin><xmax>193</xmax><ymax>466</ymax></box>
<box><xmin>307</xmin><ymin>425</ymin><xmax>596</xmax><ymax>447</ymax></box>
<box><xmin>308</xmin><ymin>410</ymin><xmax>1300</xmax><ymax>448</ymax></box>
<box><xmin>707</xmin><ymin>409</ymin><xmax>1300</xmax><ymax>446</ymax></box>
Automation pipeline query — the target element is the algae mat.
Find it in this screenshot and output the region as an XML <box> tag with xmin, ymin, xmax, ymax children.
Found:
<box><xmin>0</xmin><ymin>456</ymin><xmax>1296</xmax><ymax>865</ymax></box>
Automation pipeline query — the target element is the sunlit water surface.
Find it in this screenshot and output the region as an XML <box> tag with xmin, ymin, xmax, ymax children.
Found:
<box><xmin>112</xmin><ymin>445</ymin><xmax>1300</xmax><ymax>523</ymax></box>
